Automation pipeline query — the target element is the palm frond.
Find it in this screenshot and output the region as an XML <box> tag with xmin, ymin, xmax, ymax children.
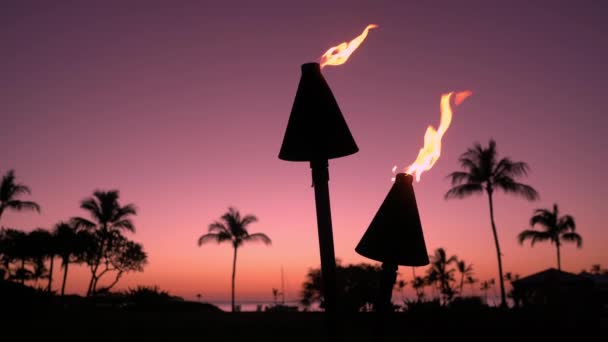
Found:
<box><xmin>208</xmin><ymin>221</ymin><xmax>229</xmax><ymax>234</ymax></box>
<box><xmin>71</xmin><ymin>217</ymin><xmax>96</xmax><ymax>230</ymax></box>
<box><xmin>494</xmin><ymin>159</ymin><xmax>530</xmax><ymax>178</ymax></box>
<box><xmin>240</xmin><ymin>214</ymin><xmax>258</xmax><ymax>227</ymax></box>
<box><xmin>518</xmin><ymin>230</ymin><xmax>551</xmax><ymax>246</ymax></box>
<box><xmin>112</xmin><ymin>219</ymin><xmax>135</xmax><ymax>232</ymax></box>
<box><xmin>530</xmin><ymin>210</ymin><xmax>554</xmax><ymax>230</ymax></box>
<box><xmin>10</xmin><ymin>183</ymin><xmax>32</xmax><ymax>197</ymax></box>
<box><xmin>561</xmin><ymin>232</ymin><xmax>582</xmax><ymax>248</ymax></box>
<box><xmin>5</xmin><ymin>200</ymin><xmax>41</xmax><ymax>213</ymax></box>
<box><xmin>494</xmin><ymin>177</ymin><xmax>539</xmax><ymax>201</ymax></box>
<box><xmin>80</xmin><ymin>197</ymin><xmax>102</xmax><ymax>220</ymax></box>
<box><xmin>458</xmin><ymin>157</ymin><xmax>481</xmax><ymax>174</ymax></box>
<box><xmin>558</xmin><ymin>215</ymin><xmax>575</xmax><ymax>231</ymax></box>
<box><xmin>444</xmin><ymin>183</ymin><xmax>484</xmax><ymax>199</ymax></box>
<box><xmin>198</xmin><ymin>232</ymin><xmax>232</xmax><ymax>246</ymax></box>
<box><xmin>244</xmin><ymin>233</ymin><xmax>272</xmax><ymax>245</ymax></box>
<box><xmin>446</xmin><ymin>171</ymin><xmax>474</xmax><ymax>186</ymax></box>
<box><xmin>113</xmin><ymin>204</ymin><xmax>137</xmax><ymax>221</ymax></box>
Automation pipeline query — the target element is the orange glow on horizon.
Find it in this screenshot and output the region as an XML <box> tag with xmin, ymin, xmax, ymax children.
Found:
<box><xmin>403</xmin><ymin>91</ymin><xmax>472</xmax><ymax>182</ymax></box>
<box><xmin>320</xmin><ymin>24</ymin><xmax>378</xmax><ymax>69</ymax></box>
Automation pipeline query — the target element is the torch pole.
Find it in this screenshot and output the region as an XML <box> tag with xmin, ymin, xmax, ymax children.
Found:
<box><xmin>375</xmin><ymin>262</ymin><xmax>398</xmax><ymax>341</ymax></box>
<box><xmin>310</xmin><ymin>159</ymin><xmax>338</xmax><ymax>338</ymax></box>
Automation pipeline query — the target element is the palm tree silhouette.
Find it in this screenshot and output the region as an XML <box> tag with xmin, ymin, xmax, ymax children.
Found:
<box><xmin>26</xmin><ymin>228</ymin><xmax>52</xmax><ymax>287</ymax></box>
<box><xmin>518</xmin><ymin>203</ymin><xmax>582</xmax><ymax>271</ymax></box>
<box><xmin>465</xmin><ymin>276</ymin><xmax>478</xmax><ymax>296</ymax></box>
<box><xmin>445</xmin><ymin>139</ymin><xmax>538</xmax><ymax>307</ymax></box>
<box><xmin>198</xmin><ymin>207</ymin><xmax>271</xmax><ymax>312</ymax></box>
<box><xmin>71</xmin><ymin>190</ymin><xmax>137</xmax><ymax>296</ymax></box>
<box><xmin>54</xmin><ymin>221</ymin><xmax>89</xmax><ymax>296</ymax></box>
<box><xmin>0</xmin><ymin>170</ymin><xmax>40</xmax><ymax>222</ymax></box>
<box><xmin>411</xmin><ymin>276</ymin><xmax>426</xmax><ymax>301</ymax></box>
<box><xmin>480</xmin><ymin>279</ymin><xmax>493</xmax><ymax>304</ymax></box>
<box><xmin>455</xmin><ymin>259</ymin><xmax>474</xmax><ymax>296</ymax></box>
<box><xmin>426</xmin><ymin>248</ymin><xmax>458</xmax><ymax>303</ymax></box>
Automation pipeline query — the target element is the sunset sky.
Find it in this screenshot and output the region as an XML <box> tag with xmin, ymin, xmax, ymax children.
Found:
<box><xmin>2</xmin><ymin>1</ymin><xmax>606</xmax><ymax>304</ymax></box>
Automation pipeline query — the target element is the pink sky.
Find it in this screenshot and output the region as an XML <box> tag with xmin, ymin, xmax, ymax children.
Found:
<box><xmin>1</xmin><ymin>1</ymin><xmax>606</xmax><ymax>303</ymax></box>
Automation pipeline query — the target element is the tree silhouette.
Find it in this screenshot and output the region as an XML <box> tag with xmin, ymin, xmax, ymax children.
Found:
<box><xmin>465</xmin><ymin>276</ymin><xmax>478</xmax><ymax>296</ymax></box>
<box><xmin>53</xmin><ymin>221</ymin><xmax>90</xmax><ymax>296</ymax></box>
<box><xmin>411</xmin><ymin>276</ymin><xmax>426</xmax><ymax>301</ymax></box>
<box><xmin>198</xmin><ymin>207</ymin><xmax>271</xmax><ymax>312</ymax></box>
<box><xmin>92</xmin><ymin>233</ymin><xmax>147</xmax><ymax>292</ymax></box>
<box><xmin>518</xmin><ymin>203</ymin><xmax>582</xmax><ymax>271</ymax></box>
<box><xmin>0</xmin><ymin>170</ymin><xmax>40</xmax><ymax>222</ymax></box>
<box><xmin>455</xmin><ymin>259</ymin><xmax>474</xmax><ymax>296</ymax></box>
<box><xmin>0</xmin><ymin>228</ymin><xmax>29</xmax><ymax>282</ymax></box>
<box><xmin>426</xmin><ymin>248</ymin><xmax>458</xmax><ymax>304</ymax></box>
<box><xmin>25</xmin><ymin>229</ymin><xmax>53</xmax><ymax>288</ymax></box>
<box><xmin>445</xmin><ymin>139</ymin><xmax>539</xmax><ymax>307</ymax></box>
<box><xmin>300</xmin><ymin>263</ymin><xmax>381</xmax><ymax>312</ymax></box>
<box><xmin>504</xmin><ymin>272</ymin><xmax>521</xmax><ymax>307</ymax></box>
<box><xmin>71</xmin><ymin>190</ymin><xmax>137</xmax><ymax>295</ymax></box>
<box><xmin>480</xmin><ymin>279</ymin><xmax>494</xmax><ymax>305</ymax></box>
<box><xmin>589</xmin><ymin>264</ymin><xmax>608</xmax><ymax>275</ymax></box>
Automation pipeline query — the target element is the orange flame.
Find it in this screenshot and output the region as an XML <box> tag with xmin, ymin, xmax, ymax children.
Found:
<box><xmin>404</xmin><ymin>91</ymin><xmax>472</xmax><ymax>182</ymax></box>
<box><xmin>320</xmin><ymin>24</ymin><xmax>378</xmax><ymax>69</ymax></box>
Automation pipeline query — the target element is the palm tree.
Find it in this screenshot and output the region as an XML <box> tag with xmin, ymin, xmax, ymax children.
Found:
<box><xmin>480</xmin><ymin>279</ymin><xmax>493</xmax><ymax>304</ymax></box>
<box><xmin>518</xmin><ymin>203</ymin><xmax>582</xmax><ymax>271</ymax></box>
<box><xmin>426</xmin><ymin>248</ymin><xmax>458</xmax><ymax>304</ymax></box>
<box><xmin>445</xmin><ymin>139</ymin><xmax>539</xmax><ymax>307</ymax></box>
<box><xmin>54</xmin><ymin>221</ymin><xmax>89</xmax><ymax>296</ymax></box>
<box><xmin>455</xmin><ymin>260</ymin><xmax>474</xmax><ymax>296</ymax></box>
<box><xmin>465</xmin><ymin>276</ymin><xmax>478</xmax><ymax>296</ymax></box>
<box><xmin>26</xmin><ymin>228</ymin><xmax>52</xmax><ymax>287</ymax></box>
<box><xmin>71</xmin><ymin>190</ymin><xmax>137</xmax><ymax>296</ymax></box>
<box><xmin>411</xmin><ymin>276</ymin><xmax>426</xmax><ymax>301</ymax></box>
<box><xmin>198</xmin><ymin>207</ymin><xmax>271</xmax><ymax>312</ymax></box>
<box><xmin>1</xmin><ymin>228</ymin><xmax>29</xmax><ymax>283</ymax></box>
<box><xmin>0</xmin><ymin>170</ymin><xmax>40</xmax><ymax>222</ymax></box>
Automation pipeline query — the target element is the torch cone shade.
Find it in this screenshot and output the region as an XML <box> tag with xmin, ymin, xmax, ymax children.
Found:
<box><xmin>279</xmin><ymin>63</ymin><xmax>359</xmax><ymax>161</ymax></box>
<box><xmin>356</xmin><ymin>173</ymin><xmax>430</xmax><ymax>266</ymax></box>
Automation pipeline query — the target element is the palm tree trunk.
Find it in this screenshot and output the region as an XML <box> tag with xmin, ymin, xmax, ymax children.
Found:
<box><xmin>556</xmin><ymin>241</ymin><xmax>561</xmax><ymax>271</ymax></box>
<box><xmin>61</xmin><ymin>261</ymin><xmax>69</xmax><ymax>296</ymax></box>
<box><xmin>231</xmin><ymin>246</ymin><xmax>238</xmax><ymax>312</ymax></box>
<box><xmin>47</xmin><ymin>255</ymin><xmax>54</xmax><ymax>292</ymax></box>
<box><xmin>487</xmin><ymin>190</ymin><xmax>507</xmax><ymax>308</ymax></box>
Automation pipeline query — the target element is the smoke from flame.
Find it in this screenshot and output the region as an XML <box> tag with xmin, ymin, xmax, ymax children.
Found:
<box><xmin>320</xmin><ymin>24</ymin><xmax>378</xmax><ymax>69</ymax></box>
<box><xmin>400</xmin><ymin>91</ymin><xmax>472</xmax><ymax>182</ymax></box>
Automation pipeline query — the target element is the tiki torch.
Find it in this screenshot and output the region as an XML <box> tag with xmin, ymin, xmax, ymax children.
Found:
<box><xmin>279</xmin><ymin>25</ymin><xmax>377</xmax><ymax>339</ymax></box>
<box><xmin>356</xmin><ymin>90</ymin><xmax>472</xmax><ymax>340</ymax></box>
<box><xmin>279</xmin><ymin>62</ymin><xmax>358</xmax><ymax>318</ymax></box>
<box><xmin>356</xmin><ymin>173</ymin><xmax>430</xmax><ymax>311</ymax></box>
<box><xmin>355</xmin><ymin>172</ymin><xmax>429</xmax><ymax>340</ymax></box>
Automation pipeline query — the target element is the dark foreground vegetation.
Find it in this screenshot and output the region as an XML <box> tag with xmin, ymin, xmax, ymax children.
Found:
<box><xmin>2</xmin><ymin>281</ymin><xmax>605</xmax><ymax>342</ymax></box>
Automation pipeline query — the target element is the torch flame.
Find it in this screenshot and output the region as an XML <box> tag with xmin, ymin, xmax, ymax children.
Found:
<box><xmin>404</xmin><ymin>91</ymin><xmax>472</xmax><ymax>182</ymax></box>
<box><xmin>320</xmin><ymin>24</ymin><xmax>378</xmax><ymax>69</ymax></box>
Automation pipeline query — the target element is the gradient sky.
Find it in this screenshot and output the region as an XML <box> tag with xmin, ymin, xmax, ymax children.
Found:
<box><xmin>2</xmin><ymin>1</ymin><xmax>606</xmax><ymax>303</ymax></box>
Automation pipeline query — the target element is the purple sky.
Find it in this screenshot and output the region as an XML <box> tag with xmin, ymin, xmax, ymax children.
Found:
<box><xmin>1</xmin><ymin>1</ymin><xmax>606</xmax><ymax>302</ymax></box>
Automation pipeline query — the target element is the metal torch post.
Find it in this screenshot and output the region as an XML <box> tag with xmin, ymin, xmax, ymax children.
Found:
<box><xmin>375</xmin><ymin>262</ymin><xmax>398</xmax><ymax>342</ymax></box>
<box><xmin>310</xmin><ymin>159</ymin><xmax>338</xmax><ymax>339</ymax></box>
